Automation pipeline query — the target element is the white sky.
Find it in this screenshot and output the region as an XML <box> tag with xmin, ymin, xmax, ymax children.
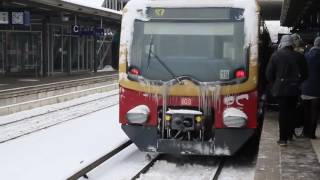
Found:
<box><xmin>63</xmin><ymin>0</ymin><xmax>105</xmax><ymax>7</ymax></box>
<box><xmin>62</xmin><ymin>0</ymin><xmax>122</xmax><ymax>14</ymax></box>
<box><xmin>265</xmin><ymin>21</ymin><xmax>291</xmax><ymax>43</ymax></box>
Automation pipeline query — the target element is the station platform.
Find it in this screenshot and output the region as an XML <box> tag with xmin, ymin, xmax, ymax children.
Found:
<box><xmin>255</xmin><ymin>111</ymin><xmax>320</xmax><ymax>180</ymax></box>
<box><xmin>0</xmin><ymin>71</ymin><xmax>119</xmax><ymax>116</ymax></box>
<box><xmin>0</xmin><ymin>71</ymin><xmax>117</xmax><ymax>91</ymax></box>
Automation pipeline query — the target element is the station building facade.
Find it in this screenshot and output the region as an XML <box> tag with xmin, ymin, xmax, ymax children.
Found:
<box><xmin>0</xmin><ymin>0</ymin><xmax>121</xmax><ymax>77</ymax></box>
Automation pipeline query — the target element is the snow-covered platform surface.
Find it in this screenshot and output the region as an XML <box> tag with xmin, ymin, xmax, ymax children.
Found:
<box><xmin>0</xmin><ymin>92</ymin><xmax>132</xmax><ymax>180</ymax></box>
<box><xmin>254</xmin><ymin>112</ymin><xmax>320</xmax><ymax>180</ymax></box>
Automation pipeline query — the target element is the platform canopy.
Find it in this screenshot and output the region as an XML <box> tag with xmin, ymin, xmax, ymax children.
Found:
<box><xmin>258</xmin><ymin>0</ymin><xmax>283</xmax><ymax>20</ymax></box>
<box><xmin>280</xmin><ymin>0</ymin><xmax>320</xmax><ymax>27</ymax></box>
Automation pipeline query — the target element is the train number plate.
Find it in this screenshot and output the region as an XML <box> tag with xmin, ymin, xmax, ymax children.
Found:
<box><xmin>220</xmin><ymin>70</ymin><xmax>230</xmax><ymax>80</ymax></box>
<box><xmin>181</xmin><ymin>98</ymin><xmax>192</xmax><ymax>105</ymax></box>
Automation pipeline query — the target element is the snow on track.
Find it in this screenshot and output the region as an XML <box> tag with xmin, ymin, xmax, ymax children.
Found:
<box><xmin>137</xmin><ymin>156</ymin><xmax>221</xmax><ymax>180</ymax></box>
<box><xmin>219</xmin><ymin>165</ymin><xmax>254</xmax><ymax>180</ymax></box>
<box><xmin>0</xmin><ymin>105</ymin><xmax>128</xmax><ymax>180</ymax></box>
<box><xmin>81</xmin><ymin>145</ymin><xmax>158</xmax><ymax>180</ymax></box>
<box><xmin>219</xmin><ymin>150</ymin><xmax>256</xmax><ymax>180</ymax></box>
<box><xmin>0</xmin><ymin>91</ymin><xmax>119</xmax><ymax>142</ymax></box>
<box><xmin>138</xmin><ymin>160</ymin><xmax>219</xmax><ymax>180</ymax></box>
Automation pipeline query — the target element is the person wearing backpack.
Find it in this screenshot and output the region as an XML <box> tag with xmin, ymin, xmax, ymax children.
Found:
<box><xmin>266</xmin><ymin>35</ymin><xmax>308</xmax><ymax>146</ymax></box>
<box><xmin>301</xmin><ymin>37</ymin><xmax>320</xmax><ymax>139</ymax></box>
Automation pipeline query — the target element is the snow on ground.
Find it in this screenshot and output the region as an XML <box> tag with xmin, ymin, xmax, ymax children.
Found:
<box><xmin>138</xmin><ymin>160</ymin><xmax>219</xmax><ymax>180</ymax></box>
<box><xmin>81</xmin><ymin>145</ymin><xmax>157</xmax><ymax>180</ymax></box>
<box><xmin>219</xmin><ymin>165</ymin><xmax>255</xmax><ymax>180</ymax></box>
<box><xmin>0</xmin><ymin>90</ymin><xmax>118</xmax><ymax>125</ymax></box>
<box><xmin>311</xmin><ymin>127</ymin><xmax>320</xmax><ymax>163</ymax></box>
<box><xmin>98</xmin><ymin>65</ymin><xmax>116</xmax><ymax>72</ymax></box>
<box><xmin>265</xmin><ymin>21</ymin><xmax>291</xmax><ymax>43</ymax></box>
<box><xmin>0</xmin><ymin>105</ymin><xmax>128</xmax><ymax>180</ymax></box>
<box><xmin>0</xmin><ymin>92</ymin><xmax>118</xmax><ymax>142</ymax></box>
<box><xmin>0</xmin><ymin>90</ymin><xmax>260</xmax><ymax>180</ymax></box>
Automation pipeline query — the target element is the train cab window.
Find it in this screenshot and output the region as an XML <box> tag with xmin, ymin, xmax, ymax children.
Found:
<box><xmin>131</xmin><ymin>18</ymin><xmax>245</xmax><ymax>82</ymax></box>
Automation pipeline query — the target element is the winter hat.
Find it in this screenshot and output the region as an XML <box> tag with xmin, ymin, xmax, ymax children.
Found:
<box><xmin>279</xmin><ymin>35</ymin><xmax>294</xmax><ymax>49</ymax></box>
<box><xmin>291</xmin><ymin>33</ymin><xmax>302</xmax><ymax>47</ymax></box>
<box><xmin>314</xmin><ymin>37</ymin><xmax>320</xmax><ymax>47</ymax></box>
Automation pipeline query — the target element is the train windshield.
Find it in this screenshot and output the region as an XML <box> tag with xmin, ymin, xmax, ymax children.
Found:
<box><xmin>130</xmin><ymin>9</ymin><xmax>246</xmax><ymax>82</ymax></box>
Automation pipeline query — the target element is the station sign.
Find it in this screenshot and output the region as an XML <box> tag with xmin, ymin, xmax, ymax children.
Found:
<box><xmin>72</xmin><ymin>25</ymin><xmax>105</xmax><ymax>37</ymax></box>
<box><xmin>0</xmin><ymin>11</ymin><xmax>30</xmax><ymax>26</ymax></box>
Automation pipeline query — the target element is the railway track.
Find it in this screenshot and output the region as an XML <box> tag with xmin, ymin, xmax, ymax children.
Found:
<box><xmin>67</xmin><ymin>140</ymin><xmax>133</xmax><ymax>180</ymax></box>
<box><xmin>131</xmin><ymin>156</ymin><xmax>226</xmax><ymax>180</ymax></box>
<box><xmin>130</xmin><ymin>154</ymin><xmax>165</xmax><ymax>180</ymax></box>
<box><xmin>212</xmin><ymin>158</ymin><xmax>226</xmax><ymax>180</ymax></box>
<box><xmin>0</xmin><ymin>74</ymin><xmax>118</xmax><ymax>99</ymax></box>
<box><xmin>0</xmin><ymin>93</ymin><xmax>119</xmax><ymax>143</ymax></box>
<box><xmin>68</xmin><ymin>144</ymin><xmax>226</xmax><ymax>180</ymax></box>
<box><xmin>67</xmin><ymin>145</ymin><xmax>162</xmax><ymax>180</ymax></box>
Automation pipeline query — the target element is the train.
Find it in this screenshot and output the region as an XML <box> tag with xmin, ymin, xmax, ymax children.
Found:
<box><xmin>118</xmin><ymin>0</ymin><xmax>269</xmax><ymax>156</ymax></box>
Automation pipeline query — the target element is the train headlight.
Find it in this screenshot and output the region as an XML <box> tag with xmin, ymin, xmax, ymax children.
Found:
<box><xmin>126</xmin><ymin>105</ymin><xmax>150</xmax><ymax>124</ymax></box>
<box><xmin>223</xmin><ymin>107</ymin><xmax>247</xmax><ymax>128</ymax></box>
<box><xmin>165</xmin><ymin>115</ymin><xmax>172</xmax><ymax>121</ymax></box>
<box><xmin>195</xmin><ymin>115</ymin><xmax>203</xmax><ymax>123</ymax></box>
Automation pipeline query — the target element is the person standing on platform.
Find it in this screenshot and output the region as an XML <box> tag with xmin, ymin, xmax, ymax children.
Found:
<box><xmin>301</xmin><ymin>37</ymin><xmax>320</xmax><ymax>139</ymax></box>
<box><xmin>292</xmin><ymin>33</ymin><xmax>305</xmax><ymax>54</ymax></box>
<box><xmin>266</xmin><ymin>35</ymin><xmax>308</xmax><ymax>146</ymax></box>
<box><xmin>291</xmin><ymin>33</ymin><xmax>305</xmax><ymax>134</ymax></box>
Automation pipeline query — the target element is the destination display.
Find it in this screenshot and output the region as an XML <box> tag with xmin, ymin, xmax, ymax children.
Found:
<box><xmin>147</xmin><ymin>8</ymin><xmax>244</xmax><ymax>21</ymax></box>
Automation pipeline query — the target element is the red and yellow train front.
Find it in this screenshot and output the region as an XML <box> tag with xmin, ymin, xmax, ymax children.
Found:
<box><xmin>119</xmin><ymin>6</ymin><xmax>260</xmax><ymax>155</ymax></box>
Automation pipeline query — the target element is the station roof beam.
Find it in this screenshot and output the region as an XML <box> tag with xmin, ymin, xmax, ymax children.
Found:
<box><xmin>281</xmin><ymin>0</ymin><xmax>320</xmax><ymax>28</ymax></box>
<box><xmin>258</xmin><ymin>0</ymin><xmax>283</xmax><ymax>20</ymax></box>
<box><xmin>280</xmin><ymin>0</ymin><xmax>320</xmax><ymax>41</ymax></box>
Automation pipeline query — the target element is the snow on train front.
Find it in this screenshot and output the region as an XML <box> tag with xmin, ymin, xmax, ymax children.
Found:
<box><xmin>118</xmin><ymin>0</ymin><xmax>262</xmax><ymax>156</ymax></box>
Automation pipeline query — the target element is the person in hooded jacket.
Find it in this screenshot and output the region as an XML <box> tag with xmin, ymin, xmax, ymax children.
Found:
<box><xmin>266</xmin><ymin>35</ymin><xmax>308</xmax><ymax>146</ymax></box>
<box><xmin>301</xmin><ymin>37</ymin><xmax>320</xmax><ymax>139</ymax></box>
<box><xmin>292</xmin><ymin>33</ymin><xmax>305</xmax><ymax>54</ymax></box>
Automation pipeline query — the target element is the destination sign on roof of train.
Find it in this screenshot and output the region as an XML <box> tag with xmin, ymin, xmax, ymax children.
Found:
<box><xmin>147</xmin><ymin>8</ymin><xmax>244</xmax><ymax>20</ymax></box>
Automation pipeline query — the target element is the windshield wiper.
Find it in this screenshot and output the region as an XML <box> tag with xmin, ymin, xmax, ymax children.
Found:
<box><xmin>150</xmin><ymin>51</ymin><xmax>183</xmax><ymax>85</ymax></box>
<box><xmin>146</xmin><ymin>36</ymin><xmax>153</xmax><ymax>71</ymax></box>
<box><xmin>145</xmin><ymin>36</ymin><xmax>182</xmax><ymax>84</ymax></box>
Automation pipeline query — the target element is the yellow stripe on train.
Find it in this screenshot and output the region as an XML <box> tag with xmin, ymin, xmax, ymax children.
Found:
<box><xmin>119</xmin><ymin>61</ymin><xmax>258</xmax><ymax>96</ymax></box>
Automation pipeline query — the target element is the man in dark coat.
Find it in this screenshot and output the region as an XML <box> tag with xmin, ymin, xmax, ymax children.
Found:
<box><xmin>266</xmin><ymin>35</ymin><xmax>308</xmax><ymax>146</ymax></box>
<box><xmin>301</xmin><ymin>37</ymin><xmax>320</xmax><ymax>139</ymax></box>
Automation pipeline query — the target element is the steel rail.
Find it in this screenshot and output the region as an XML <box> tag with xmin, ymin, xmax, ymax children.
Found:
<box><xmin>212</xmin><ymin>158</ymin><xmax>226</xmax><ymax>180</ymax></box>
<box><xmin>67</xmin><ymin>140</ymin><xmax>133</xmax><ymax>180</ymax></box>
<box><xmin>130</xmin><ymin>154</ymin><xmax>164</xmax><ymax>180</ymax></box>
